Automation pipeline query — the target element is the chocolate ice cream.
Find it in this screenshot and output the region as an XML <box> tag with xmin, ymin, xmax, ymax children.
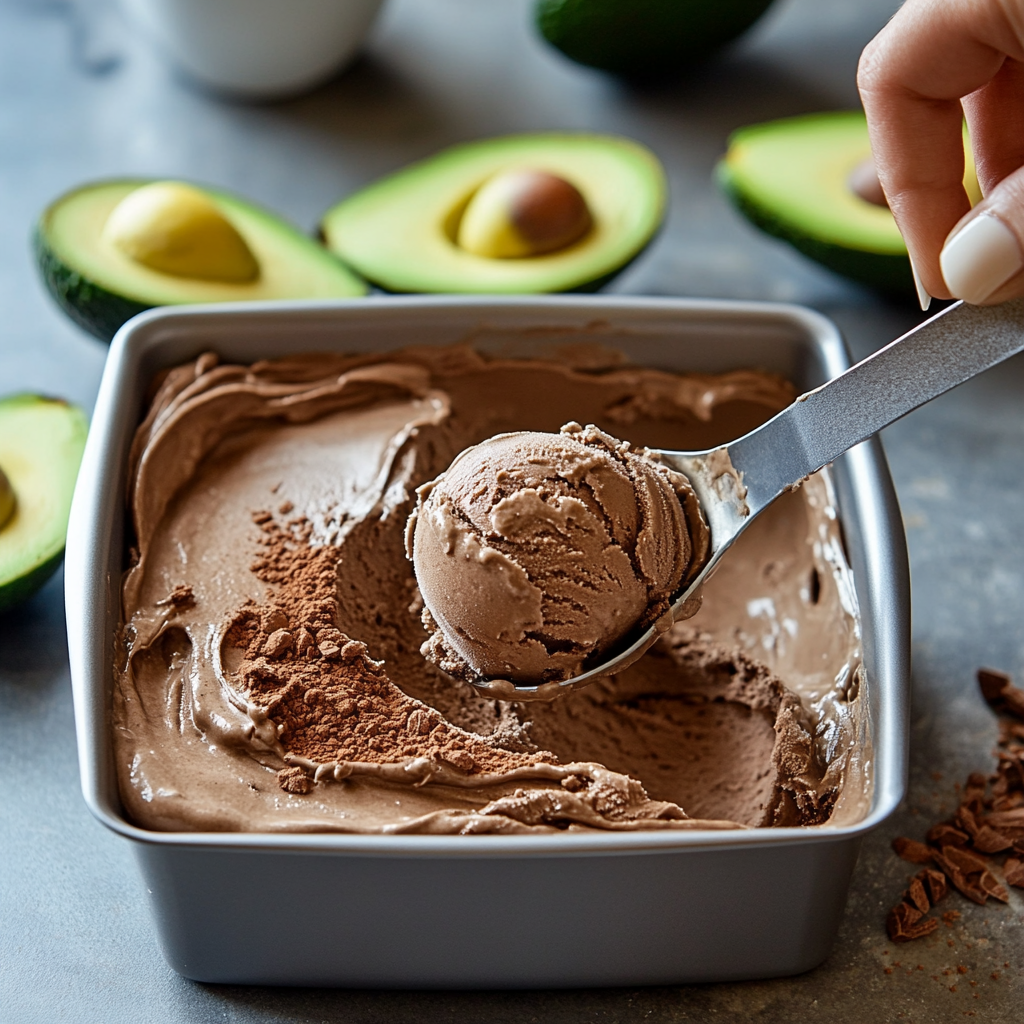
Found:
<box><xmin>113</xmin><ymin>344</ymin><xmax>869</xmax><ymax>834</ymax></box>
<box><xmin>408</xmin><ymin>422</ymin><xmax>707</xmax><ymax>686</ymax></box>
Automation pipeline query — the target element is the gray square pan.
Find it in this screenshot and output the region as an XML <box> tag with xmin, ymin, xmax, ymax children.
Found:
<box><xmin>66</xmin><ymin>295</ymin><xmax>910</xmax><ymax>988</ymax></box>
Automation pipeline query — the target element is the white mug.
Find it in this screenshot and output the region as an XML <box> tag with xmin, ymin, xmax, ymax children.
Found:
<box><xmin>120</xmin><ymin>0</ymin><xmax>387</xmax><ymax>98</ymax></box>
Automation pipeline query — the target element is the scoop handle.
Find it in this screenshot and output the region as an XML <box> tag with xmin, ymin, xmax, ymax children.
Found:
<box><xmin>728</xmin><ymin>299</ymin><xmax>1024</xmax><ymax>518</ymax></box>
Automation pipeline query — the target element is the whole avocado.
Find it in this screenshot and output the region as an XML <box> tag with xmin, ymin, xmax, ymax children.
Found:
<box><xmin>535</xmin><ymin>0</ymin><xmax>777</xmax><ymax>77</ymax></box>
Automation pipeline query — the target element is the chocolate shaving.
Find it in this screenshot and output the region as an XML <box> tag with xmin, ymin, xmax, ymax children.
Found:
<box><xmin>963</xmin><ymin>771</ymin><xmax>988</xmax><ymax>804</ymax></box>
<box><xmin>978</xmin><ymin>667</ymin><xmax>1024</xmax><ymax>719</ymax></box>
<box><xmin>917</xmin><ymin>868</ymin><xmax>948</xmax><ymax>904</ymax></box>
<box><xmin>993</xmin><ymin>757</ymin><xmax>1024</xmax><ymax>802</ymax></box>
<box><xmin>957</xmin><ymin>801</ymin><xmax>1014</xmax><ymax>851</ymax></box>
<box><xmin>892</xmin><ymin>836</ymin><xmax>933</xmax><ymax>865</ymax></box>
<box><xmin>905</xmin><ymin>876</ymin><xmax>930</xmax><ymax>914</ymax></box>
<box><xmin>956</xmin><ymin>803</ymin><xmax>980</xmax><ymax>838</ymax></box>
<box><xmin>978</xmin><ymin>870</ymin><xmax>1009</xmax><ymax>903</ymax></box>
<box><xmin>884</xmin><ymin>666</ymin><xmax>1024</xmax><ymax>940</ymax></box>
<box><xmin>886</xmin><ymin>902</ymin><xmax>939</xmax><ymax>943</ymax></box>
<box><xmin>978</xmin><ymin>667</ymin><xmax>1012</xmax><ymax>703</ymax></box>
<box><xmin>1000</xmin><ymin>720</ymin><xmax>1024</xmax><ymax>745</ymax></box>
<box><xmin>1003</xmin><ymin>856</ymin><xmax>1024</xmax><ymax>888</ymax></box>
<box><xmin>972</xmin><ymin>825</ymin><xmax>1014</xmax><ymax>854</ymax></box>
<box><xmin>987</xmin><ymin>806</ymin><xmax>1024</xmax><ymax>831</ymax></box>
<box><xmin>931</xmin><ymin>848</ymin><xmax>989</xmax><ymax>906</ymax></box>
<box><xmin>926</xmin><ymin>822</ymin><xmax>969</xmax><ymax>847</ymax></box>
<box><xmin>940</xmin><ymin>844</ymin><xmax>989</xmax><ymax>874</ymax></box>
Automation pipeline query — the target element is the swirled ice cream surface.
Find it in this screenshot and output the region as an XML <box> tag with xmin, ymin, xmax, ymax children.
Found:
<box><xmin>114</xmin><ymin>345</ymin><xmax>869</xmax><ymax>834</ymax></box>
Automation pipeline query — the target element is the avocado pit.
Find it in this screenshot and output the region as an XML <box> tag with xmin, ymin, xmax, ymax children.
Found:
<box><xmin>456</xmin><ymin>169</ymin><xmax>593</xmax><ymax>259</ymax></box>
<box><xmin>102</xmin><ymin>181</ymin><xmax>260</xmax><ymax>283</ymax></box>
<box><xmin>0</xmin><ymin>466</ymin><xmax>15</xmax><ymax>531</ymax></box>
<box><xmin>848</xmin><ymin>157</ymin><xmax>888</xmax><ymax>209</ymax></box>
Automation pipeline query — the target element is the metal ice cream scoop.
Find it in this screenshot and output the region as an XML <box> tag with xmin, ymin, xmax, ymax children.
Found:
<box><xmin>478</xmin><ymin>298</ymin><xmax>1024</xmax><ymax>700</ymax></box>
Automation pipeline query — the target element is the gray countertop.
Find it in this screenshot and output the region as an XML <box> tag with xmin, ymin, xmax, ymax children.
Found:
<box><xmin>2</xmin><ymin>1</ymin><xmax>1022</xmax><ymax>1020</ymax></box>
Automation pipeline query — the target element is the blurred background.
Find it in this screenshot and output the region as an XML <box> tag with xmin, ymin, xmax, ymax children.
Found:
<box><xmin>2</xmin><ymin>1</ymin><xmax>1022</xmax><ymax>1021</ymax></box>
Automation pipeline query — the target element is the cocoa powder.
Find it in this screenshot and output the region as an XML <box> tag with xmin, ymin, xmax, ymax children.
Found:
<box><xmin>226</xmin><ymin>512</ymin><xmax>549</xmax><ymax>791</ymax></box>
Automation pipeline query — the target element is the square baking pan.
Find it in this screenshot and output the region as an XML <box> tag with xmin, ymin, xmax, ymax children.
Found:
<box><xmin>66</xmin><ymin>295</ymin><xmax>910</xmax><ymax>988</ymax></box>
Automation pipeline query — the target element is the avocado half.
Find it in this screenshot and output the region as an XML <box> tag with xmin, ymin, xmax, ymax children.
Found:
<box><xmin>319</xmin><ymin>134</ymin><xmax>667</xmax><ymax>294</ymax></box>
<box><xmin>0</xmin><ymin>395</ymin><xmax>88</xmax><ymax>613</ymax></box>
<box><xmin>35</xmin><ymin>180</ymin><xmax>367</xmax><ymax>342</ymax></box>
<box><xmin>717</xmin><ymin>112</ymin><xmax>981</xmax><ymax>296</ymax></box>
<box><xmin>535</xmin><ymin>0</ymin><xmax>777</xmax><ymax>78</ymax></box>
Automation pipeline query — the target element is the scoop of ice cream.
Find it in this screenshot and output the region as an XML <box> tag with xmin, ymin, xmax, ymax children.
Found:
<box><xmin>406</xmin><ymin>422</ymin><xmax>706</xmax><ymax>685</ymax></box>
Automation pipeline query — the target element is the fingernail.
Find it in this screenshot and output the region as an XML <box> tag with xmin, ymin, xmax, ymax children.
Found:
<box><xmin>940</xmin><ymin>213</ymin><xmax>1024</xmax><ymax>304</ymax></box>
<box><xmin>909</xmin><ymin>255</ymin><xmax>931</xmax><ymax>311</ymax></box>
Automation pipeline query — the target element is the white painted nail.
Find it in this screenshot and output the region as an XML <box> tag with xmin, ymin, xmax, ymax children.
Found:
<box><xmin>909</xmin><ymin>255</ymin><xmax>931</xmax><ymax>311</ymax></box>
<box><xmin>940</xmin><ymin>213</ymin><xmax>1024</xmax><ymax>304</ymax></box>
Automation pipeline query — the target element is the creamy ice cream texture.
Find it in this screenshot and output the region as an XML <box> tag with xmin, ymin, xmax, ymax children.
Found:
<box><xmin>409</xmin><ymin>423</ymin><xmax>707</xmax><ymax>685</ymax></box>
<box><xmin>114</xmin><ymin>344</ymin><xmax>869</xmax><ymax>834</ymax></box>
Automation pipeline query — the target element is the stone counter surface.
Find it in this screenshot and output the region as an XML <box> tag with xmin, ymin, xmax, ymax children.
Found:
<box><xmin>1</xmin><ymin>1</ymin><xmax>1021</xmax><ymax>1021</ymax></box>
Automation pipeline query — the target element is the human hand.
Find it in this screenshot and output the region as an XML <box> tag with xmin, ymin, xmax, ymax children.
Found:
<box><xmin>858</xmin><ymin>0</ymin><xmax>1024</xmax><ymax>306</ymax></box>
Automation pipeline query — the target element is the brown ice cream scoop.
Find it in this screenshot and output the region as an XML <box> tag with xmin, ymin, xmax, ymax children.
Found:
<box><xmin>406</xmin><ymin>423</ymin><xmax>706</xmax><ymax>688</ymax></box>
<box><xmin>413</xmin><ymin>299</ymin><xmax>1024</xmax><ymax>700</ymax></box>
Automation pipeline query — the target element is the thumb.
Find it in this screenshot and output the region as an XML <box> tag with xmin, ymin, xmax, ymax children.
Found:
<box><xmin>940</xmin><ymin>165</ymin><xmax>1024</xmax><ymax>304</ymax></box>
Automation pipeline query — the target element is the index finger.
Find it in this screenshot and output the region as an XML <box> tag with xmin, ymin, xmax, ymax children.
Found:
<box><xmin>857</xmin><ymin>0</ymin><xmax>1024</xmax><ymax>296</ymax></box>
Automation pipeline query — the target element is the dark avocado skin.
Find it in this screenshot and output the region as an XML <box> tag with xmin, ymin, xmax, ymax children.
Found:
<box><xmin>564</xmin><ymin>248</ymin><xmax>646</xmax><ymax>293</ymax></box>
<box><xmin>0</xmin><ymin>547</ymin><xmax>64</xmax><ymax>614</ymax></box>
<box><xmin>718</xmin><ymin>169</ymin><xmax>914</xmax><ymax>297</ymax></box>
<box><xmin>536</xmin><ymin>0</ymin><xmax>777</xmax><ymax>79</ymax></box>
<box><xmin>34</xmin><ymin>228</ymin><xmax>151</xmax><ymax>343</ymax></box>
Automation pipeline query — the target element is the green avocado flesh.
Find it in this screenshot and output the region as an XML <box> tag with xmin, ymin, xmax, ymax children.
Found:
<box><xmin>0</xmin><ymin>395</ymin><xmax>88</xmax><ymax>613</ymax></box>
<box><xmin>36</xmin><ymin>180</ymin><xmax>367</xmax><ymax>342</ymax></box>
<box><xmin>718</xmin><ymin>112</ymin><xmax>980</xmax><ymax>295</ymax></box>
<box><xmin>320</xmin><ymin>134</ymin><xmax>667</xmax><ymax>294</ymax></box>
<box><xmin>535</xmin><ymin>0</ymin><xmax>776</xmax><ymax>77</ymax></box>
